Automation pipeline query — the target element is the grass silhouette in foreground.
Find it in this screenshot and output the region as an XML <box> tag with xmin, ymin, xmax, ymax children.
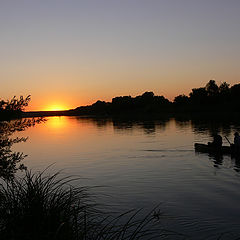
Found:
<box><xmin>0</xmin><ymin>170</ymin><xmax>176</xmax><ymax>240</ymax></box>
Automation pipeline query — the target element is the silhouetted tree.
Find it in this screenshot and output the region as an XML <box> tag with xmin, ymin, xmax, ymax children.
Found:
<box><xmin>92</xmin><ymin>100</ymin><xmax>108</xmax><ymax>113</ymax></box>
<box><xmin>0</xmin><ymin>95</ymin><xmax>31</xmax><ymax>120</ymax></box>
<box><xmin>174</xmin><ymin>95</ymin><xmax>189</xmax><ymax>106</ymax></box>
<box><xmin>0</xmin><ymin>95</ymin><xmax>45</xmax><ymax>180</ymax></box>
<box><xmin>155</xmin><ymin>95</ymin><xmax>170</xmax><ymax>105</ymax></box>
<box><xmin>230</xmin><ymin>83</ymin><xmax>240</xmax><ymax>98</ymax></box>
<box><xmin>219</xmin><ymin>82</ymin><xmax>230</xmax><ymax>104</ymax></box>
<box><xmin>189</xmin><ymin>87</ymin><xmax>208</xmax><ymax>106</ymax></box>
<box><xmin>230</xmin><ymin>83</ymin><xmax>240</xmax><ymax>109</ymax></box>
<box><xmin>134</xmin><ymin>92</ymin><xmax>155</xmax><ymax>108</ymax></box>
<box><xmin>205</xmin><ymin>80</ymin><xmax>219</xmax><ymax>97</ymax></box>
<box><xmin>141</xmin><ymin>91</ymin><xmax>155</xmax><ymax>102</ymax></box>
<box><xmin>0</xmin><ymin>118</ymin><xmax>45</xmax><ymax>181</ymax></box>
<box><xmin>219</xmin><ymin>82</ymin><xmax>230</xmax><ymax>94</ymax></box>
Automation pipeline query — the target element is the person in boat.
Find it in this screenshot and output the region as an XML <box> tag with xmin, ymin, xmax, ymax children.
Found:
<box><xmin>208</xmin><ymin>134</ymin><xmax>222</xmax><ymax>148</ymax></box>
<box><xmin>234</xmin><ymin>132</ymin><xmax>240</xmax><ymax>150</ymax></box>
<box><xmin>231</xmin><ymin>132</ymin><xmax>240</xmax><ymax>156</ymax></box>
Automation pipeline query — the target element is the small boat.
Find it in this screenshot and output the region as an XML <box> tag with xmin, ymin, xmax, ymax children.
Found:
<box><xmin>194</xmin><ymin>143</ymin><xmax>232</xmax><ymax>154</ymax></box>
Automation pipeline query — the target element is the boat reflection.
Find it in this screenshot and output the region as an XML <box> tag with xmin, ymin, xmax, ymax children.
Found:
<box><xmin>195</xmin><ymin>150</ymin><xmax>240</xmax><ymax>172</ymax></box>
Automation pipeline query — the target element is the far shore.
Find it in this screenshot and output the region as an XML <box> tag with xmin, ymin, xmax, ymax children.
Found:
<box><xmin>22</xmin><ymin>110</ymin><xmax>240</xmax><ymax>120</ymax></box>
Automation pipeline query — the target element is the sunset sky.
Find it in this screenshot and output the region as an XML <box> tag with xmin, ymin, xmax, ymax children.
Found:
<box><xmin>1</xmin><ymin>0</ymin><xmax>240</xmax><ymax>111</ymax></box>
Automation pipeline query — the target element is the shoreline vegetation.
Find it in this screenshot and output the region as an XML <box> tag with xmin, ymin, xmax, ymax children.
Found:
<box><xmin>21</xmin><ymin>80</ymin><xmax>240</xmax><ymax>119</ymax></box>
<box><xmin>0</xmin><ymin>80</ymin><xmax>239</xmax><ymax>120</ymax></box>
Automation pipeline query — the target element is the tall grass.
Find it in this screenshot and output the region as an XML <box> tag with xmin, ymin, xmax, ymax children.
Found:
<box><xmin>0</xmin><ymin>170</ymin><xmax>171</xmax><ymax>240</ymax></box>
<box><xmin>0</xmin><ymin>170</ymin><xmax>97</xmax><ymax>240</ymax></box>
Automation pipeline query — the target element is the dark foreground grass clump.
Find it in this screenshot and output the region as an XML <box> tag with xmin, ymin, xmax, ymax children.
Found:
<box><xmin>0</xmin><ymin>170</ymin><xmax>98</xmax><ymax>240</ymax></box>
<box><xmin>0</xmin><ymin>170</ymin><xmax>171</xmax><ymax>240</ymax></box>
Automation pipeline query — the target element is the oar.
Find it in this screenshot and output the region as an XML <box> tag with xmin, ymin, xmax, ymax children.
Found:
<box><xmin>225</xmin><ymin>136</ymin><xmax>232</xmax><ymax>145</ymax></box>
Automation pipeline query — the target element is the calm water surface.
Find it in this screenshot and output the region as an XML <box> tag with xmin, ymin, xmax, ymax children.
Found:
<box><xmin>13</xmin><ymin>116</ymin><xmax>240</xmax><ymax>239</ymax></box>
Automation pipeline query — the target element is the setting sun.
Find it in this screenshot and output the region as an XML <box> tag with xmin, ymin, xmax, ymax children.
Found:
<box><xmin>44</xmin><ymin>104</ymin><xmax>69</xmax><ymax>111</ymax></box>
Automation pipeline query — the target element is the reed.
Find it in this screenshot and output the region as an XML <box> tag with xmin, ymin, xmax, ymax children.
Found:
<box><xmin>0</xmin><ymin>170</ymin><xmax>168</xmax><ymax>240</ymax></box>
<box><xmin>0</xmin><ymin>170</ymin><xmax>97</xmax><ymax>240</ymax></box>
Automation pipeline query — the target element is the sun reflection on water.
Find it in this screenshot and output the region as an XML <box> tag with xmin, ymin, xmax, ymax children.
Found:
<box><xmin>47</xmin><ymin>116</ymin><xmax>69</xmax><ymax>130</ymax></box>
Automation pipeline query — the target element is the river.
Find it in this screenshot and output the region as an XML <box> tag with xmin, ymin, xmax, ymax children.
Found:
<box><xmin>12</xmin><ymin>116</ymin><xmax>240</xmax><ymax>239</ymax></box>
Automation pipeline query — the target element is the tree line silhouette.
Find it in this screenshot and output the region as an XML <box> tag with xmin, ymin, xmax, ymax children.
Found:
<box><xmin>71</xmin><ymin>80</ymin><xmax>240</xmax><ymax>116</ymax></box>
<box><xmin>173</xmin><ymin>80</ymin><xmax>240</xmax><ymax>112</ymax></box>
<box><xmin>1</xmin><ymin>80</ymin><xmax>240</xmax><ymax>119</ymax></box>
<box><xmin>72</xmin><ymin>91</ymin><xmax>171</xmax><ymax>116</ymax></box>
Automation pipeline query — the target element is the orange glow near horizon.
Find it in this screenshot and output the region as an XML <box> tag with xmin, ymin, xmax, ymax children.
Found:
<box><xmin>25</xmin><ymin>90</ymin><xmax>179</xmax><ymax>112</ymax></box>
<box><xmin>25</xmin><ymin>95</ymin><xmax>87</xmax><ymax>111</ymax></box>
<box><xmin>23</xmin><ymin>83</ymin><xmax>195</xmax><ymax>112</ymax></box>
<box><xmin>43</xmin><ymin>104</ymin><xmax>70</xmax><ymax>111</ymax></box>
